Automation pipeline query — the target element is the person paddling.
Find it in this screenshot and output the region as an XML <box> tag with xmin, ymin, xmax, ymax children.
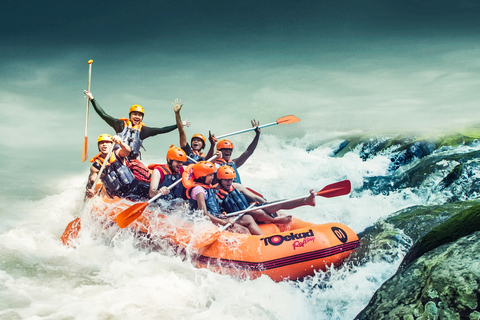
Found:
<box><xmin>172</xmin><ymin>98</ymin><xmax>205</xmax><ymax>165</ymax></box>
<box><xmin>86</xmin><ymin>134</ymin><xmax>149</xmax><ymax>201</ymax></box>
<box><xmin>84</xmin><ymin>91</ymin><xmax>188</xmax><ymax>183</ymax></box>
<box><xmin>207</xmin><ymin>120</ymin><xmax>261</xmax><ymax>184</ymax></box>
<box><xmin>148</xmin><ymin>145</ymin><xmax>187</xmax><ymax>201</ymax></box>
<box><xmin>184</xmin><ymin>161</ymin><xmax>249</xmax><ymax>233</ymax></box>
<box><xmin>215</xmin><ymin>166</ymin><xmax>318</xmax><ymax>235</ymax></box>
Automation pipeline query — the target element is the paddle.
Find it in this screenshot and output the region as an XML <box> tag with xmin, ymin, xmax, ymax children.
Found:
<box><xmin>116</xmin><ymin>178</ymin><xmax>183</xmax><ymax>228</ymax></box>
<box><xmin>61</xmin><ymin>141</ymin><xmax>115</xmax><ymax>246</ymax></box>
<box><xmin>116</xmin><ymin>154</ymin><xmax>219</xmax><ymax>228</ymax></box>
<box><xmin>193</xmin><ymin>180</ymin><xmax>351</xmax><ymax>248</ymax></box>
<box><xmin>82</xmin><ymin>60</ymin><xmax>93</xmax><ymax>162</ymax></box>
<box><xmin>224</xmin><ymin>180</ymin><xmax>351</xmax><ymax>218</ymax></box>
<box><xmin>215</xmin><ymin>115</ymin><xmax>300</xmax><ymax>140</ymax></box>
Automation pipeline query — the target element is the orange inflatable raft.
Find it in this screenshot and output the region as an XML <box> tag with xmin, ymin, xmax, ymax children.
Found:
<box><xmin>88</xmin><ymin>196</ymin><xmax>360</xmax><ymax>282</ymax></box>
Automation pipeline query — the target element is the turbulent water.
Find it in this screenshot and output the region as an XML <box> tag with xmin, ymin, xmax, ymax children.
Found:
<box><xmin>1</xmin><ymin>131</ymin><xmax>478</xmax><ymax>320</ymax></box>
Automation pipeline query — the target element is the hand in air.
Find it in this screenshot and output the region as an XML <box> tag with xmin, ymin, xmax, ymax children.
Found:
<box><xmin>251</xmin><ymin>119</ymin><xmax>261</xmax><ymax>134</ymax></box>
<box><xmin>84</xmin><ymin>90</ymin><xmax>94</xmax><ymax>101</ymax></box>
<box><xmin>172</xmin><ymin>99</ymin><xmax>183</xmax><ymax>113</ymax></box>
<box><xmin>209</xmin><ymin>130</ymin><xmax>217</xmax><ymax>143</ymax></box>
<box><xmin>182</xmin><ymin>119</ymin><xmax>191</xmax><ymax>127</ymax></box>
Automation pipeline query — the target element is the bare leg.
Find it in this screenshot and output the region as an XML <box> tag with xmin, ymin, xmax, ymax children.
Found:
<box><xmin>236</xmin><ymin>214</ymin><xmax>264</xmax><ymax>235</ymax></box>
<box><xmin>249</xmin><ymin>210</ymin><xmax>292</xmax><ymax>225</ymax></box>
<box><xmin>263</xmin><ymin>189</ymin><xmax>316</xmax><ymax>215</ymax></box>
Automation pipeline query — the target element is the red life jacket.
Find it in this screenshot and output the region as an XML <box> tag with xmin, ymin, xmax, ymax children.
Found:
<box><xmin>126</xmin><ymin>158</ymin><xmax>151</xmax><ymax>183</ymax></box>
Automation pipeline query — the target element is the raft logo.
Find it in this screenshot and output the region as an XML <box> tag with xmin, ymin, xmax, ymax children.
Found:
<box><xmin>332</xmin><ymin>227</ymin><xmax>348</xmax><ymax>243</ymax></box>
<box><xmin>261</xmin><ymin>230</ymin><xmax>315</xmax><ymax>247</ymax></box>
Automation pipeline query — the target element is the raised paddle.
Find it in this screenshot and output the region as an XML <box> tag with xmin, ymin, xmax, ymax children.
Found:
<box><xmin>193</xmin><ymin>180</ymin><xmax>351</xmax><ymax>248</ymax></box>
<box><xmin>116</xmin><ymin>154</ymin><xmax>219</xmax><ymax>228</ymax></box>
<box><xmin>61</xmin><ymin>141</ymin><xmax>115</xmax><ymax>246</ymax></box>
<box><xmin>82</xmin><ymin>59</ymin><xmax>93</xmax><ymax>162</ymax></box>
<box><xmin>214</xmin><ymin>115</ymin><xmax>300</xmax><ymax>140</ymax></box>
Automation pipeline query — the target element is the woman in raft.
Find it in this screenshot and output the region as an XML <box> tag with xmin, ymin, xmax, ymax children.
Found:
<box><xmin>185</xmin><ymin>162</ymin><xmax>315</xmax><ymax>235</ymax></box>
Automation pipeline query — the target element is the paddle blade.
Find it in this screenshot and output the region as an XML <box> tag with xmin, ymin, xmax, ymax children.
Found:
<box><xmin>61</xmin><ymin>217</ymin><xmax>81</xmax><ymax>246</ymax></box>
<box><xmin>116</xmin><ymin>202</ymin><xmax>148</xmax><ymax>228</ymax></box>
<box><xmin>82</xmin><ymin>137</ymin><xmax>88</xmax><ymax>162</ymax></box>
<box><xmin>277</xmin><ymin>115</ymin><xmax>300</xmax><ymax>125</ymax></box>
<box><xmin>192</xmin><ymin>230</ymin><xmax>221</xmax><ymax>248</ymax></box>
<box><xmin>317</xmin><ymin>180</ymin><xmax>351</xmax><ymax>198</ymax></box>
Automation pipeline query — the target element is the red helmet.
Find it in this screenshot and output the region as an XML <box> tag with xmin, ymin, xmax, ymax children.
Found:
<box><xmin>216</xmin><ymin>139</ymin><xmax>234</xmax><ymax>150</ymax></box>
<box><xmin>191</xmin><ymin>133</ymin><xmax>206</xmax><ymax>149</ymax></box>
<box><xmin>192</xmin><ymin>161</ymin><xmax>216</xmax><ymax>179</ymax></box>
<box><xmin>216</xmin><ymin>165</ymin><xmax>236</xmax><ymax>180</ymax></box>
<box><xmin>166</xmin><ymin>145</ymin><xmax>187</xmax><ymax>162</ymax></box>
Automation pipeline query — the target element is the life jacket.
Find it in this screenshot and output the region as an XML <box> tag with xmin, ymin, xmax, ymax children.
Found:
<box><xmin>214</xmin><ymin>159</ymin><xmax>241</xmax><ymax>183</ymax></box>
<box><xmin>126</xmin><ymin>158</ymin><xmax>151</xmax><ymax>183</ymax></box>
<box><xmin>187</xmin><ymin>184</ymin><xmax>222</xmax><ymax>217</ymax></box>
<box><xmin>182</xmin><ymin>165</ymin><xmax>222</xmax><ymax>217</ymax></box>
<box><xmin>119</xmin><ymin>118</ymin><xmax>145</xmax><ymax>159</ymax></box>
<box><xmin>216</xmin><ymin>185</ymin><xmax>250</xmax><ymax>213</ymax></box>
<box><xmin>148</xmin><ymin>163</ymin><xmax>185</xmax><ymax>200</ymax></box>
<box><xmin>90</xmin><ymin>152</ymin><xmax>135</xmax><ymax>196</ymax></box>
<box><xmin>186</xmin><ymin>149</ymin><xmax>205</xmax><ymax>165</ymax></box>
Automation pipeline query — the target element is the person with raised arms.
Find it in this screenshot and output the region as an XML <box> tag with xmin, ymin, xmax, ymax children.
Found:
<box><xmin>206</xmin><ymin>120</ymin><xmax>261</xmax><ymax>184</ymax></box>
<box><xmin>148</xmin><ymin>145</ymin><xmax>187</xmax><ymax>201</ymax></box>
<box><xmin>172</xmin><ymin>98</ymin><xmax>206</xmax><ymax>165</ymax></box>
<box><xmin>86</xmin><ymin>134</ymin><xmax>150</xmax><ymax>201</ymax></box>
<box><xmin>84</xmin><ymin>90</ymin><xmax>189</xmax><ymax>183</ymax></box>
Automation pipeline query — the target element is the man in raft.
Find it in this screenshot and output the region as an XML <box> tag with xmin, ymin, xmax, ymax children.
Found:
<box><xmin>215</xmin><ymin>166</ymin><xmax>316</xmax><ymax>235</ymax></box>
<box><xmin>172</xmin><ymin>98</ymin><xmax>206</xmax><ymax>165</ymax></box>
<box><xmin>207</xmin><ymin>120</ymin><xmax>261</xmax><ymax>184</ymax></box>
<box><xmin>86</xmin><ymin>134</ymin><xmax>150</xmax><ymax>200</ymax></box>
<box><xmin>84</xmin><ymin>90</ymin><xmax>189</xmax><ymax>183</ymax></box>
<box><xmin>184</xmin><ymin>161</ymin><xmax>249</xmax><ymax>233</ymax></box>
<box><xmin>148</xmin><ymin>145</ymin><xmax>187</xmax><ymax>201</ymax></box>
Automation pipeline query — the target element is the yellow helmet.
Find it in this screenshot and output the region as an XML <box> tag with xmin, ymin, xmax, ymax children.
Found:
<box><xmin>129</xmin><ymin>105</ymin><xmax>144</xmax><ymax>115</ymax></box>
<box><xmin>97</xmin><ymin>134</ymin><xmax>113</xmax><ymax>143</ymax></box>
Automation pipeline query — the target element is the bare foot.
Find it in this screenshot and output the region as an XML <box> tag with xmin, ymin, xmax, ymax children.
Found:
<box><xmin>304</xmin><ymin>189</ymin><xmax>316</xmax><ymax>206</ymax></box>
<box><xmin>273</xmin><ymin>215</ymin><xmax>293</xmax><ymax>224</ymax></box>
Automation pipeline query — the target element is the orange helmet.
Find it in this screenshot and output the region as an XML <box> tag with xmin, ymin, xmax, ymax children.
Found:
<box><xmin>192</xmin><ymin>161</ymin><xmax>216</xmax><ymax>179</ymax></box>
<box><xmin>216</xmin><ymin>139</ymin><xmax>234</xmax><ymax>150</ymax></box>
<box><xmin>191</xmin><ymin>133</ymin><xmax>206</xmax><ymax>148</ymax></box>
<box><xmin>166</xmin><ymin>145</ymin><xmax>187</xmax><ymax>162</ymax></box>
<box><xmin>129</xmin><ymin>105</ymin><xmax>144</xmax><ymax>115</ymax></box>
<box><xmin>216</xmin><ymin>165</ymin><xmax>236</xmax><ymax>180</ymax></box>
<box><xmin>97</xmin><ymin>134</ymin><xmax>113</xmax><ymax>143</ymax></box>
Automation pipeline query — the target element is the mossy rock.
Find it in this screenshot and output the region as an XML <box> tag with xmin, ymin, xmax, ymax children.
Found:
<box><xmin>401</xmin><ymin>201</ymin><xmax>480</xmax><ymax>266</ymax></box>
<box><xmin>355</xmin><ymin>232</ymin><xmax>480</xmax><ymax>320</ymax></box>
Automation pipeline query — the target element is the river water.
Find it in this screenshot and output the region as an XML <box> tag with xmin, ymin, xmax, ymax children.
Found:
<box><xmin>1</xmin><ymin>37</ymin><xmax>480</xmax><ymax>319</ymax></box>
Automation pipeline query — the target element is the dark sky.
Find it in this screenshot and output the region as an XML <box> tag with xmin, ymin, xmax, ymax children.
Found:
<box><xmin>3</xmin><ymin>0</ymin><xmax>480</xmax><ymax>56</ymax></box>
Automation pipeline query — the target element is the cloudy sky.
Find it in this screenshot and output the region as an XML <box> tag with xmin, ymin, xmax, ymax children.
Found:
<box><xmin>1</xmin><ymin>0</ymin><xmax>480</xmax><ymax>196</ymax></box>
